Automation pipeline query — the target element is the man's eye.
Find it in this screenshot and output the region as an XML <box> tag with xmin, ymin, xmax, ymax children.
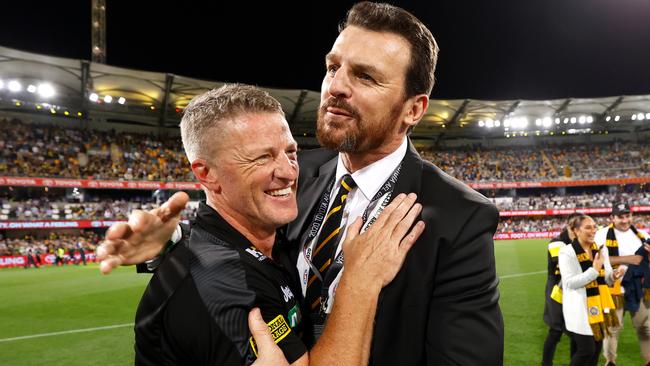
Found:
<box><xmin>327</xmin><ymin>65</ymin><xmax>338</xmax><ymax>75</ymax></box>
<box><xmin>359</xmin><ymin>73</ymin><xmax>373</xmax><ymax>81</ymax></box>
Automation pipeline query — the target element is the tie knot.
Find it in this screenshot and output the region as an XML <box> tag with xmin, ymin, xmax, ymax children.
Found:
<box><xmin>340</xmin><ymin>174</ymin><xmax>357</xmax><ymax>192</ymax></box>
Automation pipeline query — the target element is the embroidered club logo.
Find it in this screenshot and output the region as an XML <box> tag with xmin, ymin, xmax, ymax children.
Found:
<box><xmin>589</xmin><ymin>306</ymin><xmax>600</xmax><ymax>316</ymax></box>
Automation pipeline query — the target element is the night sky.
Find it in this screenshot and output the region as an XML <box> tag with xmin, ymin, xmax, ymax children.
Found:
<box><xmin>1</xmin><ymin>0</ymin><xmax>649</xmax><ymax>100</ymax></box>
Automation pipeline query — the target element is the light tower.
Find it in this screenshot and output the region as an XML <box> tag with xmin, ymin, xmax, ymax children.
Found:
<box><xmin>91</xmin><ymin>0</ymin><xmax>106</xmax><ymax>63</ymax></box>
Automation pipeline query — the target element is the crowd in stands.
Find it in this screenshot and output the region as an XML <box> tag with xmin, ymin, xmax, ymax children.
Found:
<box><xmin>1</xmin><ymin>198</ymin><xmax>198</xmax><ymax>221</ymax></box>
<box><xmin>3</xmin><ymin>118</ymin><xmax>650</xmax><ymax>183</ymax></box>
<box><xmin>421</xmin><ymin>142</ymin><xmax>650</xmax><ymax>182</ymax></box>
<box><xmin>0</xmin><ymin>230</ymin><xmax>98</xmax><ymax>257</ymax></box>
<box><xmin>0</xmin><ymin>118</ymin><xmax>192</xmax><ymax>181</ymax></box>
<box><xmin>496</xmin><ymin>214</ymin><xmax>650</xmax><ymax>234</ymax></box>
<box><xmin>492</xmin><ymin>191</ymin><xmax>650</xmax><ymax>211</ymax></box>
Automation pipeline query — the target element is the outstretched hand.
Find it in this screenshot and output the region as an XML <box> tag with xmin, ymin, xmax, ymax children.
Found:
<box><xmin>342</xmin><ymin>193</ymin><xmax>425</xmax><ymax>289</ymax></box>
<box><xmin>96</xmin><ymin>191</ymin><xmax>189</xmax><ymax>274</ymax></box>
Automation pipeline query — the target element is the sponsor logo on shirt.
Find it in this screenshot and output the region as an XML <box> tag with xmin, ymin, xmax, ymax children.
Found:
<box><xmin>281</xmin><ymin>285</ymin><xmax>294</xmax><ymax>302</ymax></box>
<box><xmin>245</xmin><ymin>246</ymin><xmax>267</xmax><ymax>261</ymax></box>
<box><xmin>288</xmin><ymin>304</ymin><xmax>301</xmax><ymax>328</ymax></box>
<box><xmin>249</xmin><ymin>314</ymin><xmax>292</xmax><ymax>357</ymax></box>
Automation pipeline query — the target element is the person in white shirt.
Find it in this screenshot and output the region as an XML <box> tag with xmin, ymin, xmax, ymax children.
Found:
<box><xmin>559</xmin><ymin>214</ymin><xmax>624</xmax><ymax>366</ymax></box>
<box><xmin>594</xmin><ymin>202</ymin><xmax>650</xmax><ymax>366</ymax></box>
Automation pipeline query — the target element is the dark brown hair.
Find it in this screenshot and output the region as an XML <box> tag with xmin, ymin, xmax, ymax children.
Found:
<box><xmin>339</xmin><ymin>2</ymin><xmax>439</xmax><ymax>97</ymax></box>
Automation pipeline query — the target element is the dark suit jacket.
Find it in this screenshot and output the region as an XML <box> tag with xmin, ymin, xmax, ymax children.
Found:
<box><xmin>283</xmin><ymin>141</ymin><xmax>504</xmax><ymax>365</ymax></box>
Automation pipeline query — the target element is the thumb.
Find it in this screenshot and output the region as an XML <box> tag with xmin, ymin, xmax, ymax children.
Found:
<box><xmin>248</xmin><ymin>308</ymin><xmax>275</xmax><ymax>354</ymax></box>
<box><xmin>159</xmin><ymin>192</ymin><xmax>189</xmax><ymax>222</ymax></box>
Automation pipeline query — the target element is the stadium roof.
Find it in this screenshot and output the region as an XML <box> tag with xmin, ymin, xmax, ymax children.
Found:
<box><xmin>1</xmin><ymin>44</ymin><xmax>650</xmax><ymax>143</ymax></box>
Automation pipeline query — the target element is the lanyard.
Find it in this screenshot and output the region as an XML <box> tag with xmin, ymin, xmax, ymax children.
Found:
<box><xmin>301</xmin><ymin>163</ymin><xmax>403</xmax><ymax>284</ymax></box>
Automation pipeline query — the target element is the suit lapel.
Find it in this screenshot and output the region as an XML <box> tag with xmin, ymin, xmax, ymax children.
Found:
<box><xmin>287</xmin><ymin>155</ymin><xmax>338</xmax><ymax>244</ymax></box>
<box><xmin>392</xmin><ymin>139</ymin><xmax>423</xmax><ymax>197</ymax></box>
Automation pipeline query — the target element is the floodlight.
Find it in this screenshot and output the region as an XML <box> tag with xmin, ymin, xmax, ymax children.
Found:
<box><xmin>8</xmin><ymin>80</ymin><xmax>22</xmax><ymax>92</ymax></box>
<box><xmin>639</xmin><ymin>113</ymin><xmax>646</xmax><ymax>121</ymax></box>
<box><xmin>646</xmin><ymin>113</ymin><xmax>650</xmax><ymax>120</ymax></box>
<box><xmin>578</xmin><ymin>116</ymin><xmax>586</xmax><ymax>124</ymax></box>
<box><xmin>632</xmin><ymin>114</ymin><xmax>637</xmax><ymax>120</ymax></box>
<box><xmin>570</xmin><ymin>117</ymin><xmax>577</xmax><ymax>124</ymax></box>
<box><xmin>555</xmin><ymin>118</ymin><xmax>560</xmax><ymax>124</ymax></box>
<box><xmin>486</xmin><ymin>119</ymin><xmax>494</xmax><ymax>128</ymax></box>
<box><xmin>38</xmin><ymin>83</ymin><xmax>55</xmax><ymax>98</ymax></box>
<box><xmin>495</xmin><ymin>120</ymin><xmax>501</xmax><ymax>127</ymax></box>
<box><xmin>118</xmin><ymin>97</ymin><xmax>126</xmax><ymax>105</ymax></box>
<box><xmin>614</xmin><ymin>115</ymin><xmax>620</xmax><ymax>121</ymax></box>
<box><xmin>563</xmin><ymin>118</ymin><xmax>569</xmax><ymax>124</ymax></box>
<box><xmin>605</xmin><ymin>116</ymin><xmax>611</xmax><ymax>121</ymax></box>
<box><xmin>0</xmin><ymin>79</ymin><xmax>4</xmax><ymax>89</ymax></box>
<box><xmin>535</xmin><ymin>119</ymin><xmax>542</xmax><ymax>126</ymax></box>
<box><xmin>27</xmin><ymin>85</ymin><xmax>37</xmax><ymax>93</ymax></box>
<box><xmin>478</xmin><ymin>120</ymin><xmax>484</xmax><ymax>127</ymax></box>
<box><xmin>586</xmin><ymin>116</ymin><xmax>593</xmax><ymax>123</ymax></box>
<box><xmin>104</xmin><ymin>95</ymin><xmax>113</xmax><ymax>103</ymax></box>
<box><xmin>503</xmin><ymin>119</ymin><xmax>511</xmax><ymax>127</ymax></box>
<box><xmin>542</xmin><ymin>117</ymin><xmax>552</xmax><ymax>128</ymax></box>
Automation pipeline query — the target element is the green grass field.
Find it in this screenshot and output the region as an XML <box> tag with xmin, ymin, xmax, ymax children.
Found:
<box><xmin>0</xmin><ymin>239</ymin><xmax>645</xmax><ymax>365</ymax></box>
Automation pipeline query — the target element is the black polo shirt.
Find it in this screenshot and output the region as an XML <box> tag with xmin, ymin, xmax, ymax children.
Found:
<box><xmin>135</xmin><ymin>202</ymin><xmax>307</xmax><ymax>365</ymax></box>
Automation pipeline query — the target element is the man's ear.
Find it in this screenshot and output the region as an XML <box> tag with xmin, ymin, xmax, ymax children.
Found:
<box><xmin>191</xmin><ymin>159</ymin><xmax>221</xmax><ymax>193</ymax></box>
<box><xmin>403</xmin><ymin>94</ymin><xmax>429</xmax><ymax>129</ymax></box>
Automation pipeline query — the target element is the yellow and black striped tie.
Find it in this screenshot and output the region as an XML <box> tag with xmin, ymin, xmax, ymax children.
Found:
<box><xmin>305</xmin><ymin>174</ymin><xmax>357</xmax><ymax>311</ymax></box>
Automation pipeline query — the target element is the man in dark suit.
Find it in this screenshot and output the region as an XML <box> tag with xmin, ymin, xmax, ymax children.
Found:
<box><xmin>98</xmin><ymin>2</ymin><xmax>503</xmax><ymax>365</ymax></box>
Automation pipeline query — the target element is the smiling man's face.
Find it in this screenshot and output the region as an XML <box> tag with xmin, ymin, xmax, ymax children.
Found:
<box><xmin>213</xmin><ymin>112</ymin><xmax>299</xmax><ymax>233</ymax></box>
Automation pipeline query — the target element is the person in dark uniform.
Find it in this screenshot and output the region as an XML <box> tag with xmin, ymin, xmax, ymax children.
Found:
<box><xmin>133</xmin><ymin>84</ymin><xmax>423</xmax><ymax>366</ymax></box>
<box><xmin>542</xmin><ymin>213</ymin><xmax>578</xmax><ymax>365</ymax></box>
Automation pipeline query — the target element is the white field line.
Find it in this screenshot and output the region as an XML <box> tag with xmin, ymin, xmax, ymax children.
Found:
<box><xmin>0</xmin><ymin>270</ymin><xmax>545</xmax><ymax>343</ymax></box>
<box><xmin>0</xmin><ymin>323</ymin><xmax>133</xmax><ymax>343</ymax></box>
<box><xmin>500</xmin><ymin>270</ymin><xmax>546</xmax><ymax>279</ymax></box>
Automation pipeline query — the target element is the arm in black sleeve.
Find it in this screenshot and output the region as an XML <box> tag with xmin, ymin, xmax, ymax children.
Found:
<box><xmin>426</xmin><ymin>203</ymin><xmax>504</xmax><ymax>365</ymax></box>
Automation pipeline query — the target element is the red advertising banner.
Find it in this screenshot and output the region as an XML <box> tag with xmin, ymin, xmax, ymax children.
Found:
<box><xmin>0</xmin><ymin>177</ymin><xmax>202</xmax><ymax>190</ymax></box>
<box><xmin>494</xmin><ymin>231</ymin><xmax>561</xmax><ymax>240</ymax></box>
<box><xmin>3</xmin><ymin>176</ymin><xmax>650</xmax><ymax>191</ymax></box>
<box><xmin>0</xmin><ymin>220</ymin><xmax>126</xmax><ymax>230</ymax></box>
<box><xmin>0</xmin><ymin>253</ymin><xmax>97</xmax><ymax>268</ymax></box>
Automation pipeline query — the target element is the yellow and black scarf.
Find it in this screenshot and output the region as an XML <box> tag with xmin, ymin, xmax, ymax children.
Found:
<box><xmin>606</xmin><ymin>224</ymin><xmax>649</xmax><ymax>303</ymax></box>
<box><xmin>572</xmin><ymin>239</ymin><xmax>619</xmax><ymax>341</ymax></box>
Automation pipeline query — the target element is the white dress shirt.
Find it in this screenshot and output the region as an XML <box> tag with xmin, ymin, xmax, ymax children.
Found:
<box><xmin>297</xmin><ymin>137</ymin><xmax>408</xmax><ymax>312</ymax></box>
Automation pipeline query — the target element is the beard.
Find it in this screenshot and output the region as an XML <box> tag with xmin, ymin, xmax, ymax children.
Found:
<box><xmin>316</xmin><ymin>97</ymin><xmax>403</xmax><ymax>153</ymax></box>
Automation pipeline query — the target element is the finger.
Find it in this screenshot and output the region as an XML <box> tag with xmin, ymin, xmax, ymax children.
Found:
<box><xmin>96</xmin><ymin>240</ymin><xmax>119</xmax><ymax>260</ymax></box>
<box><xmin>248</xmin><ymin>308</ymin><xmax>275</xmax><ymax>353</ymax></box>
<box><xmin>105</xmin><ymin>222</ymin><xmax>133</xmax><ymax>241</ymax></box>
<box><xmin>99</xmin><ymin>256</ymin><xmax>122</xmax><ymax>275</ymax></box>
<box><xmin>342</xmin><ymin>216</ymin><xmax>363</xmax><ymax>253</ymax></box>
<box><xmin>129</xmin><ymin>210</ymin><xmax>158</xmax><ymax>234</ymax></box>
<box><xmin>389</xmin><ymin>203</ymin><xmax>423</xmax><ymax>243</ymax></box>
<box><xmin>371</xmin><ymin>193</ymin><xmax>406</xmax><ymax>228</ymax></box>
<box><xmin>398</xmin><ymin>221</ymin><xmax>425</xmax><ymax>258</ymax></box>
<box><xmin>158</xmin><ymin>192</ymin><xmax>190</xmax><ymax>222</ymax></box>
<box><xmin>383</xmin><ymin>193</ymin><xmax>418</xmax><ymax>230</ymax></box>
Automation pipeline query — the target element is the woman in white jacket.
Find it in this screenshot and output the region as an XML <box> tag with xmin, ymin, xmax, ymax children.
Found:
<box><xmin>559</xmin><ymin>214</ymin><xmax>625</xmax><ymax>366</ymax></box>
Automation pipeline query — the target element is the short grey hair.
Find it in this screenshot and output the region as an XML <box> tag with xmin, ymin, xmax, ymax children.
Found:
<box><xmin>180</xmin><ymin>83</ymin><xmax>284</xmax><ymax>162</ymax></box>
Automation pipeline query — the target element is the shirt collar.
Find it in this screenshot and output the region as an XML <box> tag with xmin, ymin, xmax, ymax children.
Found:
<box><xmin>334</xmin><ymin>136</ymin><xmax>408</xmax><ymax>201</ymax></box>
<box><xmin>195</xmin><ymin>201</ymin><xmax>253</xmax><ymax>250</ymax></box>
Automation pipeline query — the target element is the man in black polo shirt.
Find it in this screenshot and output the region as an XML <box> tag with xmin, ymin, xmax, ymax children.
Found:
<box><xmin>130</xmin><ymin>84</ymin><xmax>423</xmax><ymax>365</ymax></box>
